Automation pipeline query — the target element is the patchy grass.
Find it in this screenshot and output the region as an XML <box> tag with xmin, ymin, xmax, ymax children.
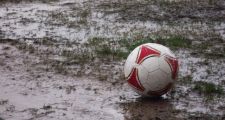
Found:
<box><xmin>87</xmin><ymin>35</ymin><xmax>191</xmax><ymax>60</ymax></box>
<box><xmin>120</xmin><ymin>38</ymin><xmax>154</xmax><ymax>52</ymax></box>
<box><xmin>77</xmin><ymin>9</ymin><xmax>90</xmax><ymax>25</ymax></box>
<box><xmin>0</xmin><ymin>39</ymin><xmax>19</xmax><ymax>45</ymax></box>
<box><xmin>34</xmin><ymin>37</ymin><xmax>55</xmax><ymax>46</ymax></box>
<box><xmin>88</xmin><ymin>37</ymin><xmax>128</xmax><ymax>60</ymax></box>
<box><xmin>0</xmin><ymin>39</ymin><xmax>36</xmax><ymax>54</ymax></box>
<box><xmin>88</xmin><ymin>37</ymin><xmax>108</xmax><ymax>46</ymax></box>
<box><xmin>79</xmin><ymin>9</ymin><xmax>90</xmax><ymax>18</ymax></box>
<box><xmin>113</xmin><ymin>49</ymin><xmax>129</xmax><ymax>59</ymax></box>
<box><xmin>95</xmin><ymin>45</ymin><xmax>112</xmax><ymax>56</ymax></box>
<box><xmin>191</xmin><ymin>37</ymin><xmax>225</xmax><ymax>59</ymax></box>
<box><xmin>98</xmin><ymin>0</ymin><xmax>225</xmax><ymax>23</ymax></box>
<box><xmin>158</xmin><ymin>36</ymin><xmax>191</xmax><ymax>49</ymax></box>
<box><xmin>193</xmin><ymin>81</ymin><xmax>224</xmax><ymax>95</ymax></box>
<box><xmin>47</xmin><ymin>8</ymin><xmax>90</xmax><ymax>27</ymax></box>
<box><xmin>95</xmin><ymin>46</ymin><xmax>128</xmax><ymax>60</ymax></box>
<box><xmin>53</xmin><ymin>63</ymin><xmax>68</xmax><ymax>75</ymax></box>
<box><xmin>47</xmin><ymin>11</ymin><xmax>69</xmax><ymax>26</ymax></box>
<box><xmin>204</xmin><ymin>52</ymin><xmax>225</xmax><ymax>59</ymax></box>
<box><xmin>17</xmin><ymin>43</ymin><xmax>35</xmax><ymax>54</ymax></box>
<box><xmin>61</xmin><ymin>48</ymin><xmax>93</xmax><ymax>64</ymax></box>
<box><xmin>77</xmin><ymin>19</ymin><xmax>87</xmax><ymax>25</ymax></box>
<box><xmin>0</xmin><ymin>39</ymin><xmax>10</xmax><ymax>43</ymax></box>
<box><xmin>120</xmin><ymin>35</ymin><xmax>191</xmax><ymax>51</ymax></box>
<box><xmin>195</xmin><ymin>42</ymin><xmax>211</xmax><ymax>51</ymax></box>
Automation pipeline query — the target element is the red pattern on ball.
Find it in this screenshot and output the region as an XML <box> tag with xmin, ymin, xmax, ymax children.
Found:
<box><xmin>127</xmin><ymin>68</ymin><xmax>145</xmax><ymax>92</ymax></box>
<box><xmin>136</xmin><ymin>45</ymin><xmax>160</xmax><ymax>64</ymax></box>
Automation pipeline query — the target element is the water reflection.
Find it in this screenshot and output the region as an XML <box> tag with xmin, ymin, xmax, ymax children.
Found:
<box><xmin>120</xmin><ymin>97</ymin><xmax>180</xmax><ymax>120</ymax></box>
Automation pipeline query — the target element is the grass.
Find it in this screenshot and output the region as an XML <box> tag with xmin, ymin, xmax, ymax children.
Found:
<box><xmin>88</xmin><ymin>37</ymin><xmax>107</xmax><ymax>46</ymax></box>
<box><xmin>0</xmin><ymin>39</ymin><xmax>36</xmax><ymax>54</ymax></box>
<box><xmin>87</xmin><ymin>35</ymin><xmax>191</xmax><ymax>60</ymax></box>
<box><xmin>53</xmin><ymin>63</ymin><xmax>68</xmax><ymax>75</ymax></box>
<box><xmin>192</xmin><ymin>42</ymin><xmax>225</xmax><ymax>59</ymax></box>
<box><xmin>34</xmin><ymin>37</ymin><xmax>55</xmax><ymax>46</ymax></box>
<box><xmin>113</xmin><ymin>49</ymin><xmax>129</xmax><ymax>59</ymax></box>
<box><xmin>95</xmin><ymin>45</ymin><xmax>112</xmax><ymax>56</ymax></box>
<box><xmin>88</xmin><ymin>37</ymin><xmax>129</xmax><ymax>60</ymax></box>
<box><xmin>95</xmin><ymin>46</ymin><xmax>128</xmax><ymax>60</ymax></box>
<box><xmin>77</xmin><ymin>9</ymin><xmax>89</xmax><ymax>25</ymax></box>
<box><xmin>120</xmin><ymin>38</ymin><xmax>154</xmax><ymax>52</ymax></box>
<box><xmin>204</xmin><ymin>53</ymin><xmax>225</xmax><ymax>59</ymax></box>
<box><xmin>48</xmin><ymin>11</ymin><xmax>69</xmax><ymax>26</ymax></box>
<box><xmin>190</xmin><ymin>37</ymin><xmax>225</xmax><ymax>59</ymax></box>
<box><xmin>158</xmin><ymin>36</ymin><xmax>191</xmax><ymax>49</ymax></box>
<box><xmin>79</xmin><ymin>9</ymin><xmax>90</xmax><ymax>18</ymax></box>
<box><xmin>193</xmin><ymin>81</ymin><xmax>224</xmax><ymax>95</ymax></box>
<box><xmin>0</xmin><ymin>39</ymin><xmax>19</xmax><ymax>44</ymax></box>
<box><xmin>77</xmin><ymin>19</ymin><xmax>87</xmax><ymax>25</ymax></box>
<box><xmin>61</xmin><ymin>48</ymin><xmax>93</xmax><ymax>64</ymax></box>
<box><xmin>120</xmin><ymin>35</ymin><xmax>191</xmax><ymax>51</ymax></box>
<box><xmin>17</xmin><ymin>42</ymin><xmax>35</xmax><ymax>54</ymax></box>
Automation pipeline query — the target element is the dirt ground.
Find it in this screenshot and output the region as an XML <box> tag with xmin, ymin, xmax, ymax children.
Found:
<box><xmin>0</xmin><ymin>0</ymin><xmax>225</xmax><ymax>120</ymax></box>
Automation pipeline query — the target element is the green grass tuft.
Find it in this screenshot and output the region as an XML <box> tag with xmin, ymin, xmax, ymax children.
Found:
<box><xmin>157</xmin><ymin>36</ymin><xmax>191</xmax><ymax>49</ymax></box>
<box><xmin>88</xmin><ymin>37</ymin><xmax>129</xmax><ymax>60</ymax></box>
<box><xmin>193</xmin><ymin>81</ymin><xmax>224</xmax><ymax>95</ymax></box>
<box><xmin>95</xmin><ymin>45</ymin><xmax>112</xmax><ymax>56</ymax></box>
<box><xmin>95</xmin><ymin>46</ymin><xmax>128</xmax><ymax>59</ymax></box>
<box><xmin>87</xmin><ymin>35</ymin><xmax>191</xmax><ymax>60</ymax></box>
<box><xmin>88</xmin><ymin>37</ymin><xmax>107</xmax><ymax>46</ymax></box>
<box><xmin>119</xmin><ymin>35</ymin><xmax>191</xmax><ymax>52</ymax></box>
<box><xmin>126</xmin><ymin>38</ymin><xmax>154</xmax><ymax>51</ymax></box>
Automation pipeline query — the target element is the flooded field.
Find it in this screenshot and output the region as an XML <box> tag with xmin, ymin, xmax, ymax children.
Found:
<box><xmin>0</xmin><ymin>0</ymin><xmax>225</xmax><ymax>120</ymax></box>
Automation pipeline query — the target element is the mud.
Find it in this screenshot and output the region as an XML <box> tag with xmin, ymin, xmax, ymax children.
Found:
<box><xmin>0</xmin><ymin>0</ymin><xmax>225</xmax><ymax>120</ymax></box>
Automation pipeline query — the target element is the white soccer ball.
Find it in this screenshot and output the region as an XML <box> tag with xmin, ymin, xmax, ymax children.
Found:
<box><xmin>124</xmin><ymin>43</ymin><xmax>179</xmax><ymax>97</ymax></box>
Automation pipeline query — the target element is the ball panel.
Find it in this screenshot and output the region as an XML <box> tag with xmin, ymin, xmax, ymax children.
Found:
<box><xmin>147</xmin><ymin>82</ymin><xmax>173</xmax><ymax>96</ymax></box>
<box><xmin>137</xmin><ymin>65</ymin><xmax>149</xmax><ymax>90</ymax></box>
<box><xmin>124</xmin><ymin>46</ymin><xmax>140</xmax><ymax>78</ymax></box>
<box><xmin>159</xmin><ymin>56</ymin><xmax>172</xmax><ymax>75</ymax></box>
<box><xmin>136</xmin><ymin>45</ymin><xmax>160</xmax><ymax>64</ymax></box>
<box><xmin>127</xmin><ymin>68</ymin><xmax>145</xmax><ymax>92</ymax></box>
<box><xmin>164</xmin><ymin>55</ymin><xmax>179</xmax><ymax>80</ymax></box>
<box><xmin>144</xmin><ymin>43</ymin><xmax>175</xmax><ymax>58</ymax></box>
<box><xmin>140</xmin><ymin>57</ymin><xmax>159</xmax><ymax>73</ymax></box>
<box><xmin>147</xmin><ymin>70</ymin><xmax>172</xmax><ymax>92</ymax></box>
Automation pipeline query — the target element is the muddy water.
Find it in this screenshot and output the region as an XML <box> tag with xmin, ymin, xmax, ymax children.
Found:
<box><xmin>0</xmin><ymin>0</ymin><xmax>225</xmax><ymax>120</ymax></box>
<box><xmin>1</xmin><ymin>0</ymin><xmax>223</xmax><ymax>42</ymax></box>
<box><xmin>0</xmin><ymin>43</ymin><xmax>127</xmax><ymax>120</ymax></box>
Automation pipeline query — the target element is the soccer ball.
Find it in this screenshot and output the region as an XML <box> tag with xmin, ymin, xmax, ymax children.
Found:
<box><xmin>124</xmin><ymin>43</ymin><xmax>179</xmax><ymax>97</ymax></box>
